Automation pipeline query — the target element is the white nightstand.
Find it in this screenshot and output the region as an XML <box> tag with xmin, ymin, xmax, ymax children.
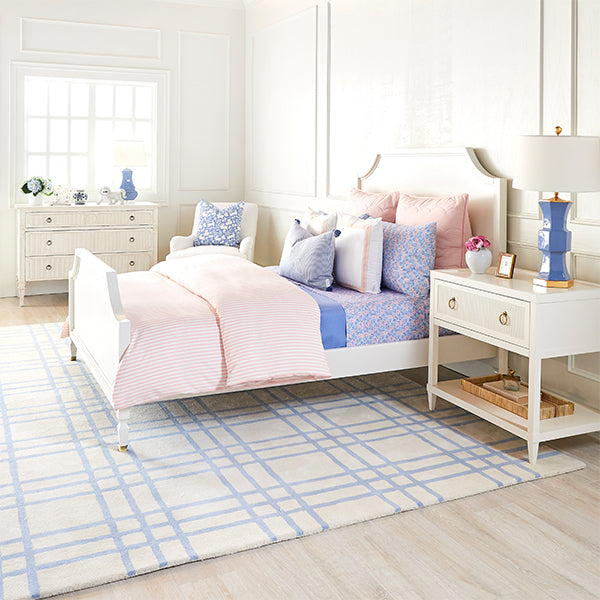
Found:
<box><xmin>427</xmin><ymin>268</ymin><xmax>600</xmax><ymax>464</ymax></box>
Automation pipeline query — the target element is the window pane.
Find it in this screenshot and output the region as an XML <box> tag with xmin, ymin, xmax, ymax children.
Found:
<box><xmin>96</xmin><ymin>85</ymin><xmax>113</xmax><ymax>117</ymax></box>
<box><xmin>27</xmin><ymin>155</ymin><xmax>47</xmax><ymax>177</ymax></box>
<box><xmin>132</xmin><ymin>165</ymin><xmax>150</xmax><ymax>190</ymax></box>
<box><xmin>26</xmin><ymin>78</ymin><xmax>48</xmax><ymax>116</ymax></box>
<box><xmin>134</xmin><ymin>121</ymin><xmax>151</xmax><ymax>148</ymax></box>
<box><xmin>49</xmin><ymin>80</ymin><xmax>69</xmax><ymax>116</ymax></box>
<box><xmin>115</xmin><ymin>85</ymin><xmax>133</xmax><ymax>118</ymax></box>
<box><xmin>114</xmin><ymin>120</ymin><xmax>134</xmax><ymax>140</ymax></box>
<box><xmin>70</xmin><ymin>120</ymin><xmax>88</xmax><ymax>153</ymax></box>
<box><xmin>135</xmin><ymin>86</ymin><xmax>152</xmax><ymax>119</ymax></box>
<box><xmin>49</xmin><ymin>119</ymin><xmax>68</xmax><ymax>152</ymax></box>
<box><xmin>70</xmin><ymin>83</ymin><xmax>89</xmax><ymax>117</ymax></box>
<box><xmin>27</xmin><ymin>118</ymin><xmax>47</xmax><ymax>152</ymax></box>
<box><xmin>70</xmin><ymin>156</ymin><xmax>88</xmax><ymax>189</ymax></box>
<box><xmin>95</xmin><ymin>120</ymin><xmax>114</xmax><ymax>187</ymax></box>
<box><xmin>49</xmin><ymin>155</ymin><xmax>68</xmax><ymax>187</ymax></box>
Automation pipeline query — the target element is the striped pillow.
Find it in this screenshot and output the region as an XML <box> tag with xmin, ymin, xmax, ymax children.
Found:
<box><xmin>279</xmin><ymin>220</ymin><xmax>339</xmax><ymax>291</ymax></box>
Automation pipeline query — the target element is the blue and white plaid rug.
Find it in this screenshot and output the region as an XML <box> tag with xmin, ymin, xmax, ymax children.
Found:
<box><xmin>0</xmin><ymin>323</ymin><xmax>584</xmax><ymax>600</ymax></box>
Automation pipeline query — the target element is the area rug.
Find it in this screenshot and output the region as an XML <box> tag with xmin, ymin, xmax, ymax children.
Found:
<box><xmin>0</xmin><ymin>323</ymin><xmax>584</xmax><ymax>600</ymax></box>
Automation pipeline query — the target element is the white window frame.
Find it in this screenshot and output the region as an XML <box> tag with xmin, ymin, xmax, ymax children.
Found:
<box><xmin>11</xmin><ymin>62</ymin><xmax>169</xmax><ymax>206</ymax></box>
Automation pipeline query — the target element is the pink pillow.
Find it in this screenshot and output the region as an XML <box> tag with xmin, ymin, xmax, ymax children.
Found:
<box><xmin>346</xmin><ymin>188</ymin><xmax>399</xmax><ymax>223</ymax></box>
<box><xmin>395</xmin><ymin>193</ymin><xmax>472</xmax><ymax>269</ymax></box>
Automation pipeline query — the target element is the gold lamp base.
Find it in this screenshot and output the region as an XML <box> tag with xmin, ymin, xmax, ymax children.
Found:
<box><xmin>533</xmin><ymin>277</ymin><xmax>574</xmax><ymax>288</ymax></box>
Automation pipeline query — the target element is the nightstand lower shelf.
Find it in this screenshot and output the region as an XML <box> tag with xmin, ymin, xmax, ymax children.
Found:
<box><xmin>429</xmin><ymin>379</ymin><xmax>600</xmax><ymax>443</ymax></box>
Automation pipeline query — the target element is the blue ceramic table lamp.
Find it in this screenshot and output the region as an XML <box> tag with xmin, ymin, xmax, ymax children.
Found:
<box><xmin>113</xmin><ymin>140</ymin><xmax>146</xmax><ymax>202</ymax></box>
<box><xmin>513</xmin><ymin>127</ymin><xmax>600</xmax><ymax>288</ymax></box>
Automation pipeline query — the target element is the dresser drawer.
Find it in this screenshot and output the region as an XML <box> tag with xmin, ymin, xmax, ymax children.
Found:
<box><xmin>26</xmin><ymin>252</ymin><xmax>152</xmax><ymax>281</ymax></box>
<box><xmin>25</xmin><ymin>210</ymin><xmax>155</xmax><ymax>228</ymax></box>
<box><xmin>434</xmin><ymin>281</ymin><xmax>530</xmax><ymax>348</ymax></box>
<box><xmin>26</xmin><ymin>228</ymin><xmax>155</xmax><ymax>256</ymax></box>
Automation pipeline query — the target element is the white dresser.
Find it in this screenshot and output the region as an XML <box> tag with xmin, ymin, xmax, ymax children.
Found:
<box><xmin>17</xmin><ymin>203</ymin><xmax>158</xmax><ymax>306</ymax></box>
<box><xmin>427</xmin><ymin>268</ymin><xmax>600</xmax><ymax>464</ymax></box>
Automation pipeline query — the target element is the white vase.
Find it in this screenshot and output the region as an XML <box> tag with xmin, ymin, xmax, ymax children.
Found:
<box><xmin>28</xmin><ymin>194</ymin><xmax>43</xmax><ymax>206</ymax></box>
<box><xmin>465</xmin><ymin>248</ymin><xmax>492</xmax><ymax>274</ymax></box>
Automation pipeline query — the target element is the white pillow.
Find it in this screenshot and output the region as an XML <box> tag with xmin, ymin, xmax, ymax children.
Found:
<box><xmin>334</xmin><ymin>213</ymin><xmax>383</xmax><ymax>294</ymax></box>
<box><xmin>300</xmin><ymin>206</ymin><xmax>337</xmax><ymax>236</ymax></box>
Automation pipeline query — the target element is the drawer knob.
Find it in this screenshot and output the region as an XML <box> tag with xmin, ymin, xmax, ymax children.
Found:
<box><xmin>129</xmin><ymin>215</ymin><xmax>135</xmax><ymax>222</ymax></box>
<box><xmin>448</xmin><ymin>297</ymin><xmax>457</xmax><ymax>310</ymax></box>
<box><xmin>499</xmin><ymin>311</ymin><xmax>509</xmax><ymax>326</ymax></box>
<box><xmin>129</xmin><ymin>260</ymin><xmax>135</xmax><ymax>267</ymax></box>
<box><xmin>129</xmin><ymin>236</ymin><xmax>135</xmax><ymax>243</ymax></box>
<box><xmin>46</xmin><ymin>239</ymin><xmax>52</xmax><ymax>246</ymax></box>
<box><xmin>46</xmin><ymin>264</ymin><xmax>52</xmax><ymax>271</ymax></box>
<box><xmin>45</xmin><ymin>217</ymin><xmax>52</xmax><ymax>224</ymax></box>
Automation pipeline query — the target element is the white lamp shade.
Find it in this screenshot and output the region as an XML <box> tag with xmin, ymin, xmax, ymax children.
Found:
<box><xmin>114</xmin><ymin>140</ymin><xmax>146</xmax><ymax>167</ymax></box>
<box><xmin>513</xmin><ymin>135</ymin><xmax>600</xmax><ymax>193</ymax></box>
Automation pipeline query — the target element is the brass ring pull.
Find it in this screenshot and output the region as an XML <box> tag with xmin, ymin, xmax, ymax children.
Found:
<box><xmin>45</xmin><ymin>264</ymin><xmax>52</xmax><ymax>271</ymax></box>
<box><xmin>129</xmin><ymin>215</ymin><xmax>135</xmax><ymax>221</ymax></box>
<box><xmin>448</xmin><ymin>297</ymin><xmax>457</xmax><ymax>310</ymax></box>
<box><xmin>45</xmin><ymin>217</ymin><xmax>52</xmax><ymax>223</ymax></box>
<box><xmin>129</xmin><ymin>260</ymin><xmax>135</xmax><ymax>267</ymax></box>
<box><xmin>129</xmin><ymin>236</ymin><xmax>135</xmax><ymax>243</ymax></box>
<box><xmin>499</xmin><ymin>311</ymin><xmax>508</xmax><ymax>326</ymax></box>
<box><xmin>46</xmin><ymin>239</ymin><xmax>52</xmax><ymax>246</ymax></box>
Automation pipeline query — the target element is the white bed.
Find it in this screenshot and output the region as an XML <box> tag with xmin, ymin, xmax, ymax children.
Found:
<box><xmin>68</xmin><ymin>148</ymin><xmax>507</xmax><ymax>450</ymax></box>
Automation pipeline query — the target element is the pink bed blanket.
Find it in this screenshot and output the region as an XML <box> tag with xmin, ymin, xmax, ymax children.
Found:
<box><xmin>105</xmin><ymin>255</ymin><xmax>330</xmax><ymax>410</ymax></box>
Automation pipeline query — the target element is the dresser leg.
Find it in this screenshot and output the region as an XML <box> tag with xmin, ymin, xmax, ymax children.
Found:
<box><xmin>70</xmin><ymin>340</ymin><xmax>77</xmax><ymax>361</ymax></box>
<box><xmin>17</xmin><ymin>281</ymin><xmax>26</xmax><ymax>307</ymax></box>
<box><xmin>527</xmin><ymin>440</ymin><xmax>539</xmax><ymax>465</ymax></box>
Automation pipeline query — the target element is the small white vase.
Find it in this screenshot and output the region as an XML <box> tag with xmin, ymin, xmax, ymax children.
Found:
<box><xmin>465</xmin><ymin>248</ymin><xmax>492</xmax><ymax>274</ymax></box>
<box><xmin>28</xmin><ymin>194</ymin><xmax>43</xmax><ymax>206</ymax></box>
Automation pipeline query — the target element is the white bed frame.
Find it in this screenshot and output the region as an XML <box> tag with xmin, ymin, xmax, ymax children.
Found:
<box><xmin>69</xmin><ymin>148</ymin><xmax>507</xmax><ymax>450</ymax></box>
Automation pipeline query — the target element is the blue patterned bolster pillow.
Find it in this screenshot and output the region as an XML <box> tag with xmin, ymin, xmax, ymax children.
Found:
<box><xmin>279</xmin><ymin>219</ymin><xmax>340</xmax><ymax>291</ymax></box>
<box><xmin>194</xmin><ymin>199</ymin><xmax>244</xmax><ymax>247</ymax></box>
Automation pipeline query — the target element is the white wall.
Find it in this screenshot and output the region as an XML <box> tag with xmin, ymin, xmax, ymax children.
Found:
<box><xmin>0</xmin><ymin>0</ymin><xmax>245</xmax><ymax>297</ymax></box>
<box><xmin>245</xmin><ymin>0</ymin><xmax>600</xmax><ymax>406</ymax></box>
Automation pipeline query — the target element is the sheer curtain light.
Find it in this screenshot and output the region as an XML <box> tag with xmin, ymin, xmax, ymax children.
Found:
<box><xmin>114</xmin><ymin>140</ymin><xmax>146</xmax><ymax>201</ymax></box>
<box><xmin>513</xmin><ymin>127</ymin><xmax>600</xmax><ymax>287</ymax></box>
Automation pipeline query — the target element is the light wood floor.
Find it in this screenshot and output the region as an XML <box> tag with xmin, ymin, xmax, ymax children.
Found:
<box><xmin>3</xmin><ymin>294</ymin><xmax>599</xmax><ymax>600</ymax></box>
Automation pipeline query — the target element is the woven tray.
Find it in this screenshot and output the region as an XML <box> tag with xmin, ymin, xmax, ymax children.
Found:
<box><xmin>461</xmin><ymin>374</ymin><xmax>574</xmax><ymax>420</ymax></box>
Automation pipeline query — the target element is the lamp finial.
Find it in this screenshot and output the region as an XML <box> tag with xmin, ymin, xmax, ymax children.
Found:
<box><xmin>555</xmin><ymin>125</ymin><xmax>562</xmax><ymax>136</ymax></box>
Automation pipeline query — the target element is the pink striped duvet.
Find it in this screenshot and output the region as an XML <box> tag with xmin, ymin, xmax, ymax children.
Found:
<box><xmin>110</xmin><ymin>255</ymin><xmax>330</xmax><ymax>410</ymax></box>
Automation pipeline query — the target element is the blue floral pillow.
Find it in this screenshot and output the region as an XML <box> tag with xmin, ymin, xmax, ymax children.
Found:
<box><xmin>382</xmin><ymin>221</ymin><xmax>436</xmax><ymax>296</ymax></box>
<box><xmin>193</xmin><ymin>199</ymin><xmax>244</xmax><ymax>247</ymax></box>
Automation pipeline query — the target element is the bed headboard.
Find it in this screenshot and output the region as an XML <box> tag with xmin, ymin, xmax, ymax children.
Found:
<box><xmin>357</xmin><ymin>148</ymin><xmax>507</xmax><ymax>261</ymax></box>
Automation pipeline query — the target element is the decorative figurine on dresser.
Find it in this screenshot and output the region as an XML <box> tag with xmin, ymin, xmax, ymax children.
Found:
<box><xmin>16</xmin><ymin>202</ymin><xmax>158</xmax><ymax>306</ymax></box>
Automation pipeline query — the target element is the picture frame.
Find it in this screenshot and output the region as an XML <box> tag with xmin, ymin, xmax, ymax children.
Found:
<box><xmin>496</xmin><ymin>253</ymin><xmax>516</xmax><ymax>279</ymax></box>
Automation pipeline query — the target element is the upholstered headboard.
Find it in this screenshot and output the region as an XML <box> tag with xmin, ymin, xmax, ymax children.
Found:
<box><xmin>357</xmin><ymin>148</ymin><xmax>507</xmax><ymax>262</ymax></box>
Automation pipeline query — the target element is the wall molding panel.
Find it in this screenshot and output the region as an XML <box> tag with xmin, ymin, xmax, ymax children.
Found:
<box><xmin>177</xmin><ymin>31</ymin><xmax>230</xmax><ymax>191</ymax></box>
<box><xmin>20</xmin><ymin>18</ymin><xmax>161</xmax><ymax>59</ymax></box>
<box><xmin>250</xmin><ymin>6</ymin><xmax>318</xmax><ymax>197</ymax></box>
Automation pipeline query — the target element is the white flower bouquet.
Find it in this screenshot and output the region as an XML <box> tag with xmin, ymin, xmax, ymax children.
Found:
<box><xmin>21</xmin><ymin>176</ymin><xmax>54</xmax><ymax>197</ymax></box>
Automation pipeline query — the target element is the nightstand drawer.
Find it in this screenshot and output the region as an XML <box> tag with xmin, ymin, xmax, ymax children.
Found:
<box><xmin>435</xmin><ymin>282</ymin><xmax>530</xmax><ymax>348</ymax></box>
<box><xmin>25</xmin><ymin>228</ymin><xmax>155</xmax><ymax>256</ymax></box>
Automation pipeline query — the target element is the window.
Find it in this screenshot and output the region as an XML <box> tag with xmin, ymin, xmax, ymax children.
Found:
<box><xmin>12</xmin><ymin>64</ymin><xmax>168</xmax><ymax>204</ymax></box>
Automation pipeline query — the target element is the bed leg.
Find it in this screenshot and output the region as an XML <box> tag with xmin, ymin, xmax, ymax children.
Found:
<box><xmin>116</xmin><ymin>409</ymin><xmax>130</xmax><ymax>452</ymax></box>
<box><xmin>70</xmin><ymin>340</ymin><xmax>77</xmax><ymax>361</ymax></box>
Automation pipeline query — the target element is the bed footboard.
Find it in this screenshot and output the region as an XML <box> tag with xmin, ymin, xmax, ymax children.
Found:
<box><xmin>69</xmin><ymin>248</ymin><xmax>131</xmax><ymax>408</ymax></box>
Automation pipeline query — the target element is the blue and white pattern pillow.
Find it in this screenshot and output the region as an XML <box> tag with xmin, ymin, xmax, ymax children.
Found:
<box><xmin>382</xmin><ymin>221</ymin><xmax>436</xmax><ymax>296</ymax></box>
<box><xmin>279</xmin><ymin>220</ymin><xmax>339</xmax><ymax>291</ymax></box>
<box><xmin>193</xmin><ymin>199</ymin><xmax>244</xmax><ymax>247</ymax></box>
